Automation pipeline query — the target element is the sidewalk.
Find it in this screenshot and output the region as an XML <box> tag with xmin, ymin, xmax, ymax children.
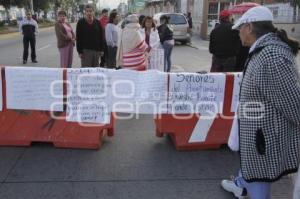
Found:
<box><xmin>190</xmin><ymin>34</ymin><xmax>300</xmax><ymax>64</ymax></box>
<box><xmin>189</xmin><ymin>34</ymin><xmax>210</xmax><ymax>51</ymax></box>
<box><xmin>0</xmin><ymin>26</ymin><xmax>19</xmax><ymax>35</ymax></box>
<box><xmin>0</xmin><ymin>23</ymin><xmax>54</xmax><ymax>35</ymax></box>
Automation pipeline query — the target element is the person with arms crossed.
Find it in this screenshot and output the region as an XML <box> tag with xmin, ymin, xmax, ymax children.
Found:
<box><xmin>55</xmin><ymin>10</ymin><xmax>75</xmax><ymax>68</ymax></box>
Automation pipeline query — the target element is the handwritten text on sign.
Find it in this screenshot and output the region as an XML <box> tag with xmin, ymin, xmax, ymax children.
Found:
<box><xmin>168</xmin><ymin>73</ymin><xmax>226</xmax><ymax>114</ymax></box>
<box><xmin>231</xmin><ymin>73</ymin><xmax>243</xmax><ymax>113</ymax></box>
<box><xmin>149</xmin><ymin>49</ymin><xmax>164</xmax><ymax>71</ymax></box>
<box><xmin>66</xmin><ymin>68</ymin><xmax>111</xmax><ymax>124</ymax></box>
<box><xmin>5</xmin><ymin>67</ymin><xmax>63</xmax><ymax>111</ymax></box>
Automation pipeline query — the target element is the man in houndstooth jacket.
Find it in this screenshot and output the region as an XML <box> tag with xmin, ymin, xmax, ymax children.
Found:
<box><xmin>221</xmin><ymin>6</ymin><xmax>300</xmax><ymax>199</ymax></box>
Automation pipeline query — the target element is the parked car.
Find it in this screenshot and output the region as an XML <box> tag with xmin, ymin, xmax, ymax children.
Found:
<box><xmin>153</xmin><ymin>13</ymin><xmax>191</xmax><ymax>44</ymax></box>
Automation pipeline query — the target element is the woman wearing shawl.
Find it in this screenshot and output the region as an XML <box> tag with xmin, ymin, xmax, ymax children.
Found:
<box><xmin>116</xmin><ymin>14</ymin><xmax>148</xmax><ymax>71</ymax></box>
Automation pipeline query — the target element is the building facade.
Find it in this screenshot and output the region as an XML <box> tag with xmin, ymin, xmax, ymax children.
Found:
<box><xmin>127</xmin><ymin>0</ymin><xmax>299</xmax><ymax>39</ymax></box>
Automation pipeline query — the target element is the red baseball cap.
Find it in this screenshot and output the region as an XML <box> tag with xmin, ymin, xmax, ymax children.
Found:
<box><xmin>220</xmin><ymin>10</ymin><xmax>231</xmax><ymax>19</ymax></box>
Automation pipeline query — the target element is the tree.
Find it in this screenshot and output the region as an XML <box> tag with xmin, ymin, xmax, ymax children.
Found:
<box><xmin>33</xmin><ymin>0</ymin><xmax>52</xmax><ymax>19</ymax></box>
<box><xmin>33</xmin><ymin>0</ymin><xmax>51</xmax><ymax>12</ymax></box>
<box><xmin>52</xmin><ymin>0</ymin><xmax>82</xmax><ymax>19</ymax></box>
<box><xmin>0</xmin><ymin>0</ymin><xmax>28</xmax><ymax>22</ymax></box>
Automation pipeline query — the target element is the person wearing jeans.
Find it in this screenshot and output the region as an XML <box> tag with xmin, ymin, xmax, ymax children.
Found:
<box><xmin>157</xmin><ymin>15</ymin><xmax>174</xmax><ymax>72</ymax></box>
<box><xmin>162</xmin><ymin>40</ymin><xmax>173</xmax><ymax>72</ymax></box>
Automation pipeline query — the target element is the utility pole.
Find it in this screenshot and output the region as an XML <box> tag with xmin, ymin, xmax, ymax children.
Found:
<box><xmin>30</xmin><ymin>0</ymin><xmax>34</xmax><ymax>13</ymax></box>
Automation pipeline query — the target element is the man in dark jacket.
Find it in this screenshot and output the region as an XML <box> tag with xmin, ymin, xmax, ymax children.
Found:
<box><xmin>157</xmin><ymin>15</ymin><xmax>174</xmax><ymax>72</ymax></box>
<box><xmin>76</xmin><ymin>4</ymin><xmax>104</xmax><ymax>67</ymax></box>
<box><xmin>19</xmin><ymin>11</ymin><xmax>38</xmax><ymax>64</ymax></box>
<box><xmin>209</xmin><ymin>10</ymin><xmax>240</xmax><ymax>72</ymax></box>
<box><xmin>187</xmin><ymin>12</ymin><xmax>193</xmax><ymax>35</ymax></box>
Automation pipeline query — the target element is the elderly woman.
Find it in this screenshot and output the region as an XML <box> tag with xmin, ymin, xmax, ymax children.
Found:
<box><xmin>55</xmin><ymin>10</ymin><xmax>75</xmax><ymax>68</ymax></box>
<box><xmin>116</xmin><ymin>14</ymin><xmax>148</xmax><ymax>70</ymax></box>
<box><xmin>221</xmin><ymin>6</ymin><xmax>300</xmax><ymax>199</ymax></box>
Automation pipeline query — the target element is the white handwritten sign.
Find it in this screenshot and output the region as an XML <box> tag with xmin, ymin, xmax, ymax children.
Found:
<box><xmin>231</xmin><ymin>73</ymin><xmax>243</xmax><ymax>113</ymax></box>
<box><xmin>5</xmin><ymin>67</ymin><xmax>63</xmax><ymax>111</ymax></box>
<box><xmin>111</xmin><ymin>69</ymin><xmax>168</xmax><ymax>114</ymax></box>
<box><xmin>66</xmin><ymin>68</ymin><xmax>111</xmax><ymax>124</ymax></box>
<box><xmin>149</xmin><ymin>48</ymin><xmax>164</xmax><ymax>71</ymax></box>
<box><xmin>0</xmin><ymin>69</ymin><xmax>2</xmax><ymax>111</ymax></box>
<box><xmin>168</xmin><ymin>73</ymin><xmax>226</xmax><ymax>114</ymax></box>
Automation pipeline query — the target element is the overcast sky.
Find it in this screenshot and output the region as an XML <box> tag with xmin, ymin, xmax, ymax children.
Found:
<box><xmin>99</xmin><ymin>0</ymin><xmax>126</xmax><ymax>9</ymax></box>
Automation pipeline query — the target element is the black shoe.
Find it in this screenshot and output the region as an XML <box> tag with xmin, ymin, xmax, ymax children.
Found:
<box><xmin>23</xmin><ymin>60</ymin><xmax>27</xmax><ymax>64</ymax></box>
<box><xmin>32</xmin><ymin>60</ymin><xmax>38</xmax><ymax>63</ymax></box>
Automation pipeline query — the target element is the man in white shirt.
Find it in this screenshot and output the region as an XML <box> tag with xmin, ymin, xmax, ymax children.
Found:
<box><xmin>105</xmin><ymin>12</ymin><xmax>119</xmax><ymax>68</ymax></box>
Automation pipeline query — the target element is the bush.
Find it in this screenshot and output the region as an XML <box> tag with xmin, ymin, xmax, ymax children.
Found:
<box><xmin>0</xmin><ymin>21</ymin><xmax>4</xmax><ymax>27</ymax></box>
<box><xmin>38</xmin><ymin>18</ymin><xmax>52</xmax><ymax>24</ymax></box>
<box><xmin>9</xmin><ymin>19</ymin><xmax>17</xmax><ymax>26</ymax></box>
<box><xmin>37</xmin><ymin>18</ymin><xmax>43</xmax><ymax>23</ymax></box>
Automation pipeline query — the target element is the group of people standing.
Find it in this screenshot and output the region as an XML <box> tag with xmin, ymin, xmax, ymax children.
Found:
<box><xmin>52</xmin><ymin>4</ymin><xmax>174</xmax><ymax>72</ymax></box>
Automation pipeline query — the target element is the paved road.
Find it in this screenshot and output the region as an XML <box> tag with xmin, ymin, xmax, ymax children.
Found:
<box><xmin>0</xmin><ymin>25</ymin><xmax>211</xmax><ymax>72</ymax></box>
<box><xmin>0</xmin><ymin>26</ymin><xmax>295</xmax><ymax>199</ymax></box>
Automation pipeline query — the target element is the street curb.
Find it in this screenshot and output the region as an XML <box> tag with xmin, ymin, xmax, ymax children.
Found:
<box><xmin>0</xmin><ymin>25</ymin><xmax>54</xmax><ymax>35</ymax></box>
<box><xmin>0</xmin><ymin>26</ymin><xmax>55</xmax><ymax>40</ymax></box>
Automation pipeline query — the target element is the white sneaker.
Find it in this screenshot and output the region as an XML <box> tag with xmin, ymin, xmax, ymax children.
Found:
<box><xmin>221</xmin><ymin>179</ymin><xmax>247</xmax><ymax>199</ymax></box>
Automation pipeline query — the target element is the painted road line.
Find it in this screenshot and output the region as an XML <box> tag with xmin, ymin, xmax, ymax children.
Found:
<box><xmin>37</xmin><ymin>44</ymin><xmax>51</xmax><ymax>51</ymax></box>
<box><xmin>171</xmin><ymin>65</ymin><xmax>185</xmax><ymax>72</ymax></box>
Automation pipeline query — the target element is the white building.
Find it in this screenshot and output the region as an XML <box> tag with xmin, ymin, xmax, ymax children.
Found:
<box><xmin>265</xmin><ymin>2</ymin><xmax>298</xmax><ymax>23</ymax></box>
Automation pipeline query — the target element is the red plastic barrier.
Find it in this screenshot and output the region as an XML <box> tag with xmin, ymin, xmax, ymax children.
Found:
<box><xmin>155</xmin><ymin>74</ymin><xmax>235</xmax><ymax>150</ymax></box>
<box><xmin>0</xmin><ymin>67</ymin><xmax>114</xmax><ymax>149</ymax></box>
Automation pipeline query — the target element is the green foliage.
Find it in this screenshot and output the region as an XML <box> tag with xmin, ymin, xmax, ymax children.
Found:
<box><xmin>0</xmin><ymin>0</ymin><xmax>28</xmax><ymax>9</ymax></box>
<box><xmin>9</xmin><ymin>19</ymin><xmax>17</xmax><ymax>26</ymax></box>
<box><xmin>33</xmin><ymin>0</ymin><xmax>52</xmax><ymax>12</ymax></box>
<box><xmin>37</xmin><ymin>18</ymin><xmax>52</xmax><ymax>24</ymax></box>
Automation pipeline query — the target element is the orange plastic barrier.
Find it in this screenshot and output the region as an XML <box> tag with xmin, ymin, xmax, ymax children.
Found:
<box><xmin>0</xmin><ymin>67</ymin><xmax>114</xmax><ymax>149</ymax></box>
<box><xmin>155</xmin><ymin>74</ymin><xmax>235</xmax><ymax>150</ymax></box>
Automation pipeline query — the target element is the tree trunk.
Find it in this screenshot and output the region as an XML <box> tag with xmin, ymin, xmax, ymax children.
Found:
<box><xmin>43</xmin><ymin>11</ymin><xmax>48</xmax><ymax>19</ymax></box>
<box><xmin>5</xmin><ymin>8</ymin><xmax>10</xmax><ymax>24</ymax></box>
